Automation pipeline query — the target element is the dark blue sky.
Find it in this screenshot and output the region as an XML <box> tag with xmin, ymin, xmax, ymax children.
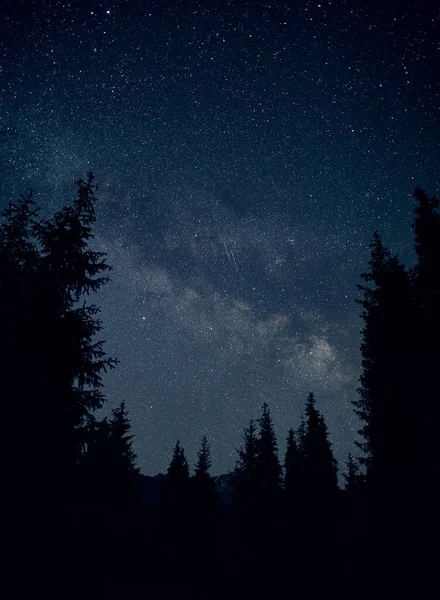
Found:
<box><xmin>1</xmin><ymin>0</ymin><xmax>438</xmax><ymax>475</ymax></box>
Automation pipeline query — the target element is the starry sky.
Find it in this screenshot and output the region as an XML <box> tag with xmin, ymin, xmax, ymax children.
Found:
<box><xmin>0</xmin><ymin>0</ymin><xmax>438</xmax><ymax>476</ymax></box>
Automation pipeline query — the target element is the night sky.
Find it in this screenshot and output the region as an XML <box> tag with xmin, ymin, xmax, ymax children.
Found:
<box><xmin>1</xmin><ymin>0</ymin><xmax>438</xmax><ymax>476</ymax></box>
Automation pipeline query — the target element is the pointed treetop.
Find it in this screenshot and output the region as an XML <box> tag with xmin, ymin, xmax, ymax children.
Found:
<box><xmin>305</xmin><ymin>392</ymin><xmax>316</xmax><ymax>412</ymax></box>
<box><xmin>195</xmin><ymin>435</ymin><xmax>212</xmax><ymax>479</ymax></box>
<box><xmin>168</xmin><ymin>440</ymin><xmax>190</xmax><ymax>480</ymax></box>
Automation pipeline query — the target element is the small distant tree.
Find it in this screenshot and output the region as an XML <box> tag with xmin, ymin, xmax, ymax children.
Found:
<box><xmin>110</xmin><ymin>402</ymin><xmax>139</xmax><ymax>475</ymax></box>
<box><xmin>162</xmin><ymin>440</ymin><xmax>190</xmax><ymax>510</ymax></box>
<box><xmin>195</xmin><ymin>435</ymin><xmax>212</xmax><ymax>481</ymax></box>
<box><xmin>109</xmin><ymin>401</ymin><xmax>139</xmax><ymax>505</ymax></box>
<box><xmin>193</xmin><ymin>436</ymin><xmax>217</xmax><ymax>508</ymax></box>
<box><xmin>192</xmin><ymin>436</ymin><xmax>218</xmax><ymax>575</ymax></box>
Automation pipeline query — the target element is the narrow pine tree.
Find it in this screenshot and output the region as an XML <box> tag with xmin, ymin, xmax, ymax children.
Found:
<box><xmin>192</xmin><ymin>437</ymin><xmax>218</xmax><ymax>578</ymax></box>
<box><xmin>412</xmin><ymin>187</ymin><xmax>440</xmax><ymax>316</ymax></box>
<box><xmin>195</xmin><ymin>435</ymin><xmax>212</xmax><ymax>481</ymax></box>
<box><xmin>256</xmin><ymin>402</ymin><xmax>282</xmax><ymax>504</ymax></box>
<box><xmin>230</xmin><ymin>420</ymin><xmax>259</xmax><ymax>508</ymax></box>
<box><xmin>110</xmin><ymin>402</ymin><xmax>139</xmax><ymax>474</ymax></box>
<box><xmin>109</xmin><ymin>401</ymin><xmax>139</xmax><ymax>505</ymax></box>
<box><xmin>353</xmin><ymin>227</ymin><xmax>422</xmax><ymax>581</ymax></box>
<box><xmin>193</xmin><ymin>436</ymin><xmax>217</xmax><ymax>508</ymax></box>
<box><xmin>407</xmin><ymin>187</ymin><xmax>440</xmax><ymax>572</ymax></box>
<box><xmin>162</xmin><ymin>440</ymin><xmax>190</xmax><ymax>509</ymax></box>
<box><xmin>303</xmin><ymin>393</ymin><xmax>338</xmax><ymax>501</ymax></box>
<box><xmin>354</xmin><ymin>232</ymin><xmax>416</xmax><ymax>496</ymax></box>
<box><xmin>159</xmin><ymin>441</ymin><xmax>192</xmax><ymax>577</ymax></box>
<box><xmin>411</xmin><ymin>187</ymin><xmax>440</xmax><ymax>487</ymax></box>
<box><xmin>284</xmin><ymin>428</ymin><xmax>301</xmax><ymax>498</ymax></box>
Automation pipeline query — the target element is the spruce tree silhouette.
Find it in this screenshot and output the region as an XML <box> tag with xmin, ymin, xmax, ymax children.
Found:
<box><xmin>192</xmin><ymin>436</ymin><xmax>218</xmax><ymax>584</ymax></box>
<box><xmin>230</xmin><ymin>419</ymin><xmax>259</xmax><ymax>509</ymax></box>
<box><xmin>1</xmin><ymin>192</ymin><xmax>41</xmax><ymax>494</ymax></box>
<box><xmin>29</xmin><ymin>173</ymin><xmax>117</xmax><ymax>502</ymax></box>
<box><xmin>352</xmin><ymin>216</ymin><xmax>438</xmax><ymax>584</ymax></box>
<box><xmin>81</xmin><ymin>402</ymin><xmax>139</xmax><ymax>508</ymax></box>
<box><xmin>284</xmin><ymin>428</ymin><xmax>301</xmax><ymax>502</ymax></box>
<box><xmin>195</xmin><ymin>435</ymin><xmax>211</xmax><ymax>479</ymax></box>
<box><xmin>193</xmin><ymin>435</ymin><xmax>217</xmax><ymax>508</ymax></box>
<box><xmin>411</xmin><ymin>188</ymin><xmax>440</xmax><ymax>488</ymax></box>
<box><xmin>229</xmin><ymin>420</ymin><xmax>260</xmax><ymax>580</ymax></box>
<box><xmin>296</xmin><ymin>393</ymin><xmax>339</xmax><ymax>585</ymax></box>
<box><xmin>255</xmin><ymin>402</ymin><xmax>282</xmax><ymax>506</ymax></box>
<box><xmin>353</xmin><ymin>231</ymin><xmax>416</xmax><ymax>530</ymax></box>
<box><xmin>408</xmin><ymin>187</ymin><xmax>440</xmax><ymax>576</ymax></box>
<box><xmin>81</xmin><ymin>415</ymin><xmax>113</xmax><ymax>504</ymax></box>
<box><xmin>1</xmin><ymin>174</ymin><xmax>117</xmax><ymax>584</ymax></box>
<box><xmin>302</xmin><ymin>392</ymin><xmax>338</xmax><ymax>500</ymax></box>
<box><xmin>108</xmin><ymin>401</ymin><xmax>140</xmax><ymax>506</ymax></box>
<box><xmin>159</xmin><ymin>441</ymin><xmax>191</xmax><ymax>580</ymax></box>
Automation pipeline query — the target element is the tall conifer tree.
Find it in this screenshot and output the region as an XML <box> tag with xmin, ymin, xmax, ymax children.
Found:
<box><xmin>256</xmin><ymin>402</ymin><xmax>282</xmax><ymax>503</ymax></box>
<box><xmin>284</xmin><ymin>428</ymin><xmax>300</xmax><ymax>497</ymax></box>
<box><xmin>162</xmin><ymin>441</ymin><xmax>190</xmax><ymax>509</ymax></box>
<box><xmin>302</xmin><ymin>393</ymin><xmax>338</xmax><ymax>500</ymax></box>
<box><xmin>354</xmin><ymin>232</ymin><xmax>416</xmax><ymax>496</ymax></box>
<box><xmin>1</xmin><ymin>174</ymin><xmax>116</xmax><ymax>504</ymax></box>
<box><xmin>231</xmin><ymin>420</ymin><xmax>259</xmax><ymax>507</ymax></box>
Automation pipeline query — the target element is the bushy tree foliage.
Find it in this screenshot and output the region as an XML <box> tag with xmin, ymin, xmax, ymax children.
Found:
<box><xmin>0</xmin><ymin>173</ymin><xmax>116</xmax><ymax>505</ymax></box>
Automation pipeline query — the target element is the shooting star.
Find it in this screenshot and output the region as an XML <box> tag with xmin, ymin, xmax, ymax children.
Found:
<box><xmin>230</xmin><ymin>249</ymin><xmax>239</xmax><ymax>272</ymax></box>
<box><xmin>223</xmin><ymin>240</ymin><xmax>232</xmax><ymax>263</ymax></box>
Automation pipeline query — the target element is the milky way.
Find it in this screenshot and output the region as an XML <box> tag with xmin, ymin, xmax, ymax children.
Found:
<box><xmin>0</xmin><ymin>0</ymin><xmax>438</xmax><ymax>474</ymax></box>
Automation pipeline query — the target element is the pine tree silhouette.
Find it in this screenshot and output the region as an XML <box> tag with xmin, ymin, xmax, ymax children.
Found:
<box><xmin>1</xmin><ymin>191</ymin><xmax>41</xmax><ymax>495</ymax></box>
<box><xmin>33</xmin><ymin>173</ymin><xmax>117</xmax><ymax>498</ymax></box>
<box><xmin>411</xmin><ymin>188</ymin><xmax>440</xmax><ymax>486</ymax></box>
<box><xmin>230</xmin><ymin>419</ymin><xmax>259</xmax><ymax>508</ymax></box>
<box><xmin>191</xmin><ymin>436</ymin><xmax>218</xmax><ymax>583</ymax></box>
<box><xmin>284</xmin><ymin>428</ymin><xmax>301</xmax><ymax>499</ymax></box>
<box><xmin>302</xmin><ymin>392</ymin><xmax>338</xmax><ymax>500</ymax></box>
<box><xmin>195</xmin><ymin>435</ymin><xmax>212</xmax><ymax>480</ymax></box>
<box><xmin>193</xmin><ymin>435</ymin><xmax>217</xmax><ymax>507</ymax></box>
<box><xmin>162</xmin><ymin>440</ymin><xmax>190</xmax><ymax>508</ymax></box>
<box><xmin>256</xmin><ymin>402</ymin><xmax>282</xmax><ymax>504</ymax></box>
<box><xmin>158</xmin><ymin>441</ymin><xmax>192</xmax><ymax>579</ymax></box>
<box><xmin>354</xmin><ymin>232</ymin><xmax>416</xmax><ymax>498</ymax></box>
<box><xmin>1</xmin><ymin>174</ymin><xmax>117</xmax><ymax>582</ymax></box>
<box><xmin>408</xmin><ymin>187</ymin><xmax>440</xmax><ymax>577</ymax></box>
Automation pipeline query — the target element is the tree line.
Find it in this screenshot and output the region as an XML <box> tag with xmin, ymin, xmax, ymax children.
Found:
<box><xmin>1</xmin><ymin>174</ymin><xmax>438</xmax><ymax>592</ymax></box>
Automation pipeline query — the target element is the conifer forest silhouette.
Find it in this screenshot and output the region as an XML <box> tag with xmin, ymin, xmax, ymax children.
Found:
<box><xmin>2</xmin><ymin>173</ymin><xmax>439</xmax><ymax>594</ymax></box>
